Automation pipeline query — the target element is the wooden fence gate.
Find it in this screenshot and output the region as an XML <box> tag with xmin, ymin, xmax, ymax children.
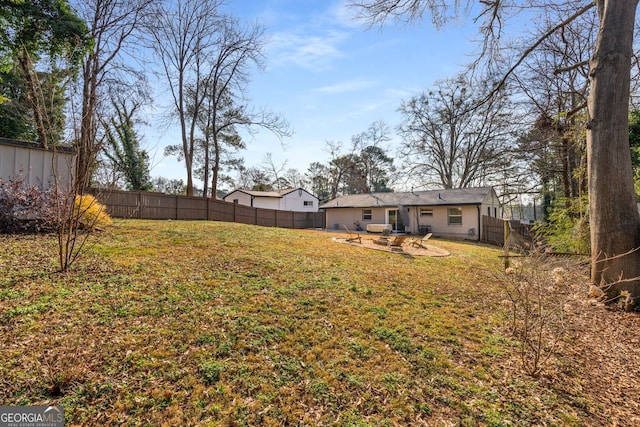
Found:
<box><xmin>481</xmin><ymin>215</ymin><xmax>535</xmax><ymax>247</ymax></box>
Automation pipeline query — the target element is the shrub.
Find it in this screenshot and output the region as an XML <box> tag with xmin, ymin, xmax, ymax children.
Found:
<box><xmin>0</xmin><ymin>174</ymin><xmax>59</xmax><ymax>233</ymax></box>
<box><xmin>500</xmin><ymin>258</ymin><xmax>575</xmax><ymax>376</ymax></box>
<box><xmin>534</xmin><ymin>196</ymin><xmax>589</xmax><ymax>254</ymax></box>
<box><xmin>73</xmin><ymin>194</ymin><xmax>112</xmax><ymax>230</ymax></box>
<box><xmin>0</xmin><ymin>174</ymin><xmax>112</xmax><ymax>233</ymax></box>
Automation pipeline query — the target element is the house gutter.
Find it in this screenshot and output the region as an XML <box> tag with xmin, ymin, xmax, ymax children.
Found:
<box><xmin>476</xmin><ymin>205</ymin><xmax>481</xmax><ymax>242</ymax></box>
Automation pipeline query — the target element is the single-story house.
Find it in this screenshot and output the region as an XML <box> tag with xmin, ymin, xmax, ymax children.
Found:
<box><xmin>222</xmin><ymin>188</ymin><xmax>319</xmax><ymax>212</ymax></box>
<box><xmin>320</xmin><ymin>187</ymin><xmax>502</xmax><ymax>240</ymax></box>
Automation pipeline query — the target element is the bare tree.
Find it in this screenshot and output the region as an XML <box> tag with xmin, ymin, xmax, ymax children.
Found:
<box><xmin>399</xmin><ymin>76</ymin><xmax>516</xmax><ymax>189</ymax></box>
<box><xmin>351</xmin><ymin>0</ymin><xmax>640</xmax><ymax>307</ymax></box>
<box><xmin>234</xmin><ymin>165</ymin><xmax>273</xmax><ymax>191</ymax></box>
<box><xmin>71</xmin><ymin>0</ymin><xmax>153</xmax><ymax>192</ymax></box>
<box><xmin>323</xmin><ymin>128</ymin><xmax>395</xmax><ymax>197</ymax></box>
<box><xmin>305</xmin><ymin>162</ymin><xmax>332</xmax><ymax>203</ymax></box>
<box><xmin>178</xmin><ymin>14</ymin><xmax>292</xmax><ymax>198</ymax></box>
<box><xmin>145</xmin><ymin>0</ymin><xmax>224</xmax><ymax>196</ymax></box>
<box><xmin>513</xmin><ymin>8</ymin><xmax>595</xmax><ymax>205</ymax></box>
<box><xmin>261</xmin><ymin>153</ymin><xmax>288</xmax><ymax>190</ymax></box>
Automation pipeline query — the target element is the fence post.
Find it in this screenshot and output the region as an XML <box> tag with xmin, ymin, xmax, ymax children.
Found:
<box><xmin>138</xmin><ymin>192</ymin><xmax>142</xmax><ymax>219</ymax></box>
<box><xmin>503</xmin><ymin>219</ymin><xmax>510</xmax><ymax>268</ymax></box>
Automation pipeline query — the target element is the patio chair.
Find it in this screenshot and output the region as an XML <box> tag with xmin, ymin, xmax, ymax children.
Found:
<box><xmin>343</xmin><ymin>224</ymin><xmax>362</xmax><ymax>243</ymax></box>
<box><xmin>409</xmin><ymin>232</ymin><xmax>432</xmax><ymax>249</ymax></box>
<box><xmin>373</xmin><ymin>228</ymin><xmax>392</xmax><ymax>245</ymax></box>
<box><xmin>388</xmin><ymin>235</ymin><xmax>407</xmax><ymax>248</ymax></box>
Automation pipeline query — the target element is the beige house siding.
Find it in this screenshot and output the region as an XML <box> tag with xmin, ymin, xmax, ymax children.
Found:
<box><xmin>0</xmin><ymin>139</ymin><xmax>74</xmax><ymax>190</ymax></box>
<box><xmin>323</xmin><ymin>205</ymin><xmax>477</xmax><ymax>238</ymax></box>
<box><xmin>480</xmin><ymin>191</ymin><xmax>502</xmax><ymax>219</ymax></box>
<box><xmin>322</xmin><ymin>187</ymin><xmax>502</xmax><ymax>239</ymax></box>
<box><xmin>326</xmin><ymin>207</ymin><xmax>387</xmax><ymax>230</ymax></box>
<box><xmin>325</xmin><ymin>196</ymin><xmax>502</xmax><ymax>239</ymax></box>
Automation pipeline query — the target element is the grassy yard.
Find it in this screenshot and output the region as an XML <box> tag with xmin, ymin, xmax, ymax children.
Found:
<box><xmin>0</xmin><ymin>220</ymin><xmax>627</xmax><ymax>426</ymax></box>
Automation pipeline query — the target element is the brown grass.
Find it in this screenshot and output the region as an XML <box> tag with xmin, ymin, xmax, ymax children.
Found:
<box><xmin>0</xmin><ymin>220</ymin><xmax>638</xmax><ymax>426</ymax></box>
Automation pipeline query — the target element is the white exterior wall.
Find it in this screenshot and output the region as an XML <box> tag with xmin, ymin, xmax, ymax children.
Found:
<box><xmin>225</xmin><ymin>191</ymin><xmax>253</xmax><ymax>207</ymax></box>
<box><xmin>224</xmin><ymin>189</ymin><xmax>319</xmax><ymax>212</ymax></box>
<box><xmin>479</xmin><ymin>191</ymin><xmax>502</xmax><ymax>219</ymax></box>
<box><xmin>0</xmin><ymin>143</ymin><xmax>74</xmax><ymax>190</ymax></box>
<box><xmin>279</xmin><ymin>191</ymin><xmax>319</xmax><ymax>212</ymax></box>
<box><xmin>252</xmin><ymin>197</ymin><xmax>281</xmax><ymax>210</ymax></box>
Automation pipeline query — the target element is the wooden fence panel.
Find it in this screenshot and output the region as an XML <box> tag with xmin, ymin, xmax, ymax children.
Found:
<box><xmin>177</xmin><ymin>196</ymin><xmax>207</xmax><ymax>220</ymax></box>
<box><xmin>481</xmin><ymin>215</ymin><xmax>504</xmax><ymax>246</ymax></box>
<box><xmin>481</xmin><ymin>215</ymin><xmax>535</xmax><ymax>247</ymax></box>
<box><xmin>98</xmin><ymin>190</ymin><xmax>142</xmax><ymax>219</ymax></box>
<box><xmin>209</xmin><ymin>199</ymin><xmax>235</xmax><ymax>222</ymax></box>
<box><xmin>256</xmin><ymin>208</ymin><xmax>276</xmax><ymax>227</ymax></box>
<box><xmin>234</xmin><ymin>204</ymin><xmax>258</xmax><ymax>225</ymax></box>
<box><xmin>276</xmin><ymin>210</ymin><xmax>294</xmax><ymax>228</ymax></box>
<box><xmin>141</xmin><ymin>193</ymin><xmax>176</xmax><ymax>219</ymax></box>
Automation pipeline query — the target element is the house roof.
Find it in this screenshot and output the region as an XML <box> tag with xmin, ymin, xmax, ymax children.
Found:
<box><xmin>223</xmin><ymin>188</ymin><xmax>318</xmax><ymax>200</ymax></box>
<box><xmin>320</xmin><ymin>187</ymin><xmax>496</xmax><ymax>209</ymax></box>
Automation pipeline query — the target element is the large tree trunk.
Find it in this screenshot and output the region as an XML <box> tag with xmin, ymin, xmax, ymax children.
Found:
<box><xmin>587</xmin><ymin>0</ymin><xmax>640</xmax><ymax>306</ymax></box>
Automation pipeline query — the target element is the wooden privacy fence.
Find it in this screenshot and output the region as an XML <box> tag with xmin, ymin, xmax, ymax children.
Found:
<box><xmin>89</xmin><ymin>189</ymin><xmax>325</xmax><ymax>229</ymax></box>
<box><xmin>481</xmin><ymin>215</ymin><xmax>535</xmax><ymax>247</ymax></box>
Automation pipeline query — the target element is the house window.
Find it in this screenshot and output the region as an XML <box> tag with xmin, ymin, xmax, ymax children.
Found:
<box><xmin>448</xmin><ymin>207</ymin><xmax>463</xmax><ymax>225</ymax></box>
<box><xmin>420</xmin><ymin>208</ymin><xmax>433</xmax><ymax>217</ymax></box>
<box><xmin>487</xmin><ymin>207</ymin><xmax>491</xmax><ymax>217</ymax></box>
<box><xmin>304</xmin><ymin>201</ymin><xmax>313</xmax><ymax>206</ymax></box>
<box><xmin>233</xmin><ymin>199</ymin><xmax>239</xmax><ymax>204</ymax></box>
<box><xmin>363</xmin><ymin>209</ymin><xmax>372</xmax><ymax>220</ymax></box>
<box><xmin>494</xmin><ymin>207</ymin><xmax>497</xmax><ymax>217</ymax></box>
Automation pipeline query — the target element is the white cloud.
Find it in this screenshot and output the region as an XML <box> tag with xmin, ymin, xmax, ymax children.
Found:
<box><xmin>313</xmin><ymin>78</ymin><xmax>378</xmax><ymax>94</ymax></box>
<box><xmin>326</xmin><ymin>1</ymin><xmax>363</xmax><ymax>29</ymax></box>
<box><xmin>267</xmin><ymin>29</ymin><xmax>349</xmax><ymax>71</ymax></box>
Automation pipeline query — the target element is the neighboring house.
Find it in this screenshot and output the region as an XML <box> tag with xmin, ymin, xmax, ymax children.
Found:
<box><xmin>0</xmin><ymin>137</ymin><xmax>75</xmax><ymax>190</ymax></box>
<box><xmin>320</xmin><ymin>187</ymin><xmax>502</xmax><ymax>240</ymax></box>
<box><xmin>222</xmin><ymin>188</ymin><xmax>319</xmax><ymax>212</ymax></box>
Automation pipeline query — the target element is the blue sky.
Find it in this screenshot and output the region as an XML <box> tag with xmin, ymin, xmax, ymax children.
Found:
<box><xmin>149</xmin><ymin>0</ymin><xmax>479</xmax><ymax>189</ymax></box>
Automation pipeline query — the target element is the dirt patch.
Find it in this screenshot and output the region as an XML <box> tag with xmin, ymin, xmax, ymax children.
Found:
<box><xmin>332</xmin><ymin>236</ymin><xmax>450</xmax><ymax>257</ymax></box>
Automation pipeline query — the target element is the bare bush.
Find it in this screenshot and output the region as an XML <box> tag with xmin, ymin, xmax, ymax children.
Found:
<box><xmin>500</xmin><ymin>255</ymin><xmax>585</xmax><ymax>376</ymax></box>
<box><xmin>0</xmin><ymin>173</ymin><xmax>61</xmax><ymax>233</ymax></box>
